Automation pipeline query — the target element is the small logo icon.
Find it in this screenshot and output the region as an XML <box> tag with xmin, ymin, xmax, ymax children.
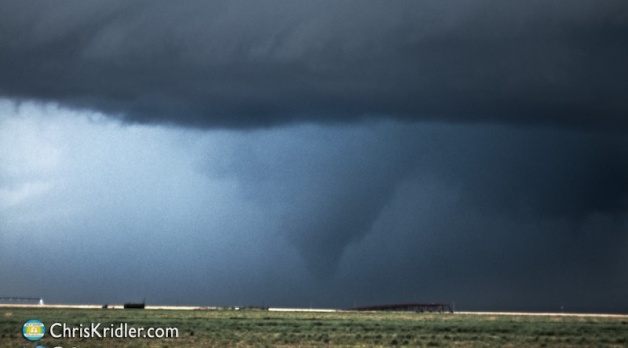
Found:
<box><xmin>22</xmin><ymin>319</ymin><xmax>46</xmax><ymax>341</ymax></box>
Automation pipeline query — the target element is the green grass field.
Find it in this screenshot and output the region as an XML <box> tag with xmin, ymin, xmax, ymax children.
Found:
<box><xmin>1</xmin><ymin>307</ymin><xmax>627</xmax><ymax>347</ymax></box>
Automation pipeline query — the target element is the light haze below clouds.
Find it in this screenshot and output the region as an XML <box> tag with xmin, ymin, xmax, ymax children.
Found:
<box><xmin>1</xmin><ymin>101</ymin><xmax>626</xmax><ymax>311</ymax></box>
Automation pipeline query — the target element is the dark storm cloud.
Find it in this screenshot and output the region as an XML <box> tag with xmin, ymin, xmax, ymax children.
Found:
<box><xmin>426</xmin><ymin>127</ymin><xmax>628</xmax><ymax>220</ymax></box>
<box><xmin>224</xmin><ymin>123</ymin><xmax>628</xmax><ymax>286</ymax></box>
<box><xmin>317</xmin><ymin>125</ymin><xmax>627</xmax><ymax>311</ymax></box>
<box><xmin>1</xmin><ymin>0</ymin><xmax>627</xmax><ymax>130</ymax></box>
<box><xmin>2</xmin><ymin>0</ymin><xmax>627</xmax><ymax>312</ymax></box>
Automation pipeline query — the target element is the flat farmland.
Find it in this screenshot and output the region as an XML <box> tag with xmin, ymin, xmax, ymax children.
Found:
<box><xmin>1</xmin><ymin>307</ymin><xmax>627</xmax><ymax>347</ymax></box>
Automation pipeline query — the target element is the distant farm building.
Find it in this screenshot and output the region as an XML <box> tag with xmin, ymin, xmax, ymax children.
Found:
<box><xmin>347</xmin><ymin>303</ymin><xmax>453</xmax><ymax>313</ymax></box>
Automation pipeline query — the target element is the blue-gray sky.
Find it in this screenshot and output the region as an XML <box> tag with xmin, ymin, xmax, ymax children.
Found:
<box><xmin>0</xmin><ymin>1</ymin><xmax>627</xmax><ymax>312</ymax></box>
